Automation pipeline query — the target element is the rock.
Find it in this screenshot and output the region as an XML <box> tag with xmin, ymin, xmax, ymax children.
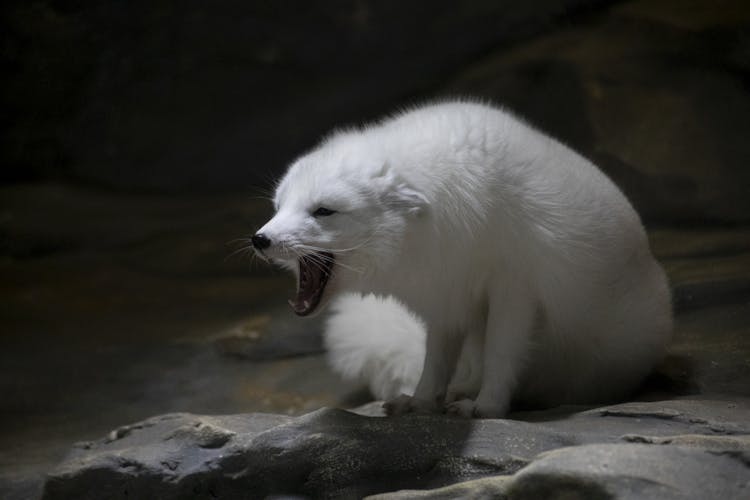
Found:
<box><xmin>372</xmin><ymin>443</ymin><xmax>750</xmax><ymax>499</ymax></box>
<box><xmin>651</xmin><ymin>227</ymin><xmax>750</xmax><ymax>312</ymax></box>
<box><xmin>507</xmin><ymin>444</ymin><xmax>750</xmax><ymax>500</ymax></box>
<box><xmin>43</xmin><ymin>399</ymin><xmax>750</xmax><ymax>499</ymax></box>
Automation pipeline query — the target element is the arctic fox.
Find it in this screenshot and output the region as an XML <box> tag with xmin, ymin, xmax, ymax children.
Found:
<box><xmin>253</xmin><ymin>100</ymin><xmax>672</xmax><ymax>418</ymax></box>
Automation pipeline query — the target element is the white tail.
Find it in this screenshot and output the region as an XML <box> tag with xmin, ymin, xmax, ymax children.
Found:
<box><xmin>324</xmin><ymin>293</ymin><xmax>425</xmax><ymax>400</ymax></box>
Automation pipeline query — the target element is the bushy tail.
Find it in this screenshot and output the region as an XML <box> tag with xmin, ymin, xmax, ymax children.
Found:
<box><xmin>324</xmin><ymin>293</ymin><xmax>425</xmax><ymax>400</ymax></box>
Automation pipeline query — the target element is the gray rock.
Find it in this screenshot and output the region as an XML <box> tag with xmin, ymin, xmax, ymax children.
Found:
<box><xmin>371</xmin><ymin>443</ymin><xmax>750</xmax><ymax>499</ymax></box>
<box><xmin>43</xmin><ymin>399</ymin><xmax>750</xmax><ymax>499</ymax></box>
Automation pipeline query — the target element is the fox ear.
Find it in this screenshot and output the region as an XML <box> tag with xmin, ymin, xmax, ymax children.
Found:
<box><xmin>367</xmin><ymin>160</ymin><xmax>390</xmax><ymax>179</ymax></box>
<box><xmin>385</xmin><ymin>182</ymin><xmax>429</xmax><ymax>214</ymax></box>
<box><xmin>369</xmin><ymin>161</ymin><xmax>428</xmax><ymax>213</ymax></box>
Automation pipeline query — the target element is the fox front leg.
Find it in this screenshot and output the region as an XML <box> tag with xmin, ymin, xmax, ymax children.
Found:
<box><xmin>383</xmin><ymin>328</ymin><xmax>463</xmax><ymax>415</ymax></box>
<box><xmin>479</xmin><ymin>291</ymin><xmax>535</xmax><ymax>418</ymax></box>
<box><xmin>445</xmin><ymin>328</ymin><xmax>483</xmax><ymax>405</ymax></box>
<box><xmin>446</xmin><ymin>285</ymin><xmax>536</xmax><ymax>418</ymax></box>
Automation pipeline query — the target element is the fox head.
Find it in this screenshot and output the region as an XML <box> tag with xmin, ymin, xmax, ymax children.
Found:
<box><xmin>253</xmin><ymin>140</ymin><xmax>428</xmax><ymax>316</ymax></box>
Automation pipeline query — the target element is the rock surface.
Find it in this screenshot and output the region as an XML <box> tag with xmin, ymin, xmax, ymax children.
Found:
<box><xmin>43</xmin><ymin>399</ymin><xmax>750</xmax><ymax>499</ymax></box>
<box><xmin>372</xmin><ymin>443</ymin><xmax>750</xmax><ymax>500</ymax></box>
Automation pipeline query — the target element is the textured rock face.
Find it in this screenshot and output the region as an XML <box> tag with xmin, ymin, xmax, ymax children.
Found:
<box><xmin>373</xmin><ymin>444</ymin><xmax>750</xmax><ymax>500</ymax></box>
<box><xmin>43</xmin><ymin>399</ymin><xmax>750</xmax><ymax>499</ymax></box>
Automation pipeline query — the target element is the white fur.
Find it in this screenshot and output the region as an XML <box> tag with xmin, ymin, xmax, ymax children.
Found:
<box><xmin>324</xmin><ymin>293</ymin><xmax>424</xmax><ymax>400</ymax></box>
<box><xmin>258</xmin><ymin>100</ymin><xmax>673</xmax><ymax>417</ymax></box>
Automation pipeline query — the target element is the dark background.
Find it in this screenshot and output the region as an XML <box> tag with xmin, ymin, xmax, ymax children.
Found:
<box><xmin>3</xmin><ymin>0</ymin><xmax>750</xmax><ymax>224</ymax></box>
<box><xmin>1</xmin><ymin>1</ymin><xmax>749</xmax><ymax>499</ymax></box>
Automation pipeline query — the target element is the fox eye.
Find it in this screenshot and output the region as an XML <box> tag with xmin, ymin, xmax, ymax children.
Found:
<box><xmin>312</xmin><ymin>207</ymin><xmax>336</xmax><ymax>217</ymax></box>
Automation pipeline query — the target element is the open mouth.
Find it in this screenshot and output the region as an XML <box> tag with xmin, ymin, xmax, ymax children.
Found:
<box><xmin>288</xmin><ymin>252</ymin><xmax>335</xmax><ymax>316</ymax></box>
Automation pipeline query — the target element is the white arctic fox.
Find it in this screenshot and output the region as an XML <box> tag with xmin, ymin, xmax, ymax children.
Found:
<box><xmin>253</xmin><ymin>100</ymin><xmax>672</xmax><ymax>417</ymax></box>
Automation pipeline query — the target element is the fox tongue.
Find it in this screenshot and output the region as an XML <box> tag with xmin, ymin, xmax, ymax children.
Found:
<box><xmin>289</xmin><ymin>253</ymin><xmax>333</xmax><ymax>316</ymax></box>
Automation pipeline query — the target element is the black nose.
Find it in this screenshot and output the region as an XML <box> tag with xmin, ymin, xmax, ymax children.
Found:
<box><xmin>251</xmin><ymin>233</ymin><xmax>271</xmax><ymax>250</ymax></box>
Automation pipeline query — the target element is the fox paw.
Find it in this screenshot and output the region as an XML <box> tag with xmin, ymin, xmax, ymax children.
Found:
<box><xmin>445</xmin><ymin>385</ymin><xmax>478</xmax><ymax>404</ymax></box>
<box><xmin>445</xmin><ymin>398</ymin><xmax>476</xmax><ymax>418</ymax></box>
<box><xmin>383</xmin><ymin>394</ymin><xmax>440</xmax><ymax>416</ymax></box>
<box><xmin>445</xmin><ymin>399</ymin><xmax>509</xmax><ymax>419</ymax></box>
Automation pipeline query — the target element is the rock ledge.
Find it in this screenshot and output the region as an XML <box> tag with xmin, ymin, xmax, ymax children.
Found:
<box><xmin>43</xmin><ymin>399</ymin><xmax>750</xmax><ymax>499</ymax></box>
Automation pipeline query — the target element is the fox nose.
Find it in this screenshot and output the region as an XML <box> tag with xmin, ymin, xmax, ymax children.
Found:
<box><xmin>251</xmin><ymin>233</ymin><xmax>271</xmax><ymax>250</ymax></box>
